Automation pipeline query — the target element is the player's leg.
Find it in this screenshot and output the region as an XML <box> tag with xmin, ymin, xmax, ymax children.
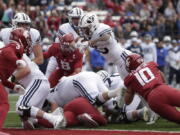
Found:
<box><xmin>148</xmin><ymin>85</ymin><xmax>180</xmax><ymax>123</ymax></box>
<box><xmin>48</xmin><ymin>69</ymin><xmax>61</xmax><ymax>88</ymax></box>
<box><xmin>0</xmin><ymin>83</ymin><xmax>9</xmax><ymax>129</ymax></box>
<box><xmin>64</xmin><ymin>97</ymin><xmax>107</xmax><ymax>126</ymax></box>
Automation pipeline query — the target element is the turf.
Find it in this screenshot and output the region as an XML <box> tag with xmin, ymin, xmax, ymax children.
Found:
<box><xmin>4</xmin><ymin>94</ymin><xmax>180</xmax><ymax>131</ymax></box>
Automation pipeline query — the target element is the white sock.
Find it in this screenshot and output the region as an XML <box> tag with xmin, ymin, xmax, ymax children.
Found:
<box><xmin>43</xmin><ymin>113</ymin><xmax>53</xmax><ymax>124</ymax></box>
<box><xmin>30</xmin><ymin>106</ymin><xmax>40</xmax><ymax>117</ymax></box>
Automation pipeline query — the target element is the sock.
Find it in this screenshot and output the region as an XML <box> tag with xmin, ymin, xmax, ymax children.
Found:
<box><xmin>30</xmin><ymin>106</ymin><xmax>39</xmax><ymax>117</ymax></box>
<box><xmin>43</xmin><ymin>113</ymin><xmax>53</xmax><ymax>124</ymax></box>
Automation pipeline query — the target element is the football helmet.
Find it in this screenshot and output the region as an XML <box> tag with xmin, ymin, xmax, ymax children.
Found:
<box><xmin>59</xmin><ymin>33</ymin><xmax>75</xmax><ymax>52</ymax></box>
<box><xmin>79</xmin><ymin>13</ymin><xmax>99</xmax><ymax>39</ymax></box>
<box><xmin>10</xmin><ymin>28</ymin><xmax>32</xmax><ymax>55</ymax></box>
<box><xmin>68</xmin><ymin>7</ymin><xmax>84</xmax><ymax>27</ymax></box>
<box><xmin>12</xmin><ymin>12</ymin><xmax>31</xmax><ymax>29</ymax></box>
<box><xmin>125</xmin><ymin>53</ymin><xmax>144</xmax><ymax>71</ymax></box>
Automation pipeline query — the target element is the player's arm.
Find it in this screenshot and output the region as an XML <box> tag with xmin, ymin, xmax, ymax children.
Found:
<box><xmin>124</xmin><ymin>87</ymin><xmax>135</xmax><ymax>105</ymax></box>
<box><xmin>31</xmin><ymin>30</ymin><xmax>44</xmax><ymax>65</ymax></box>
<box><xmin>11</xmin><ymin>59</ymin><xmax>31</xmax><ymax>82</ymax></box>
<box><xmin>89</xmin><ymin>33</ymin><xmax>111</xmax><ymax>47</ymax></box>
<box><xmin>32</xmin><ymin>44</ymin><xmax>44</xmax><ymax>65</ymax></box>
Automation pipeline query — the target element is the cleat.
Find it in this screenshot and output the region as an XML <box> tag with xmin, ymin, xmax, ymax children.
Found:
<box><xmin>52</xmin><ymin>115</ymin><xmax>66</xmax><ymax>129</ymax></box>
<box><xmin>143</xmin><ymin>107</ymin><xmax>149</xmax><ymax>122</ymax></box>
<box><xmin>146</xmin><ymin>110</ymin><xmax>159</xmax><ymax>125</ymax></box>
<box><xmin>77</xmin><ymin>113</ymin><xmax>99</xmax><ymax>127</ymax></box>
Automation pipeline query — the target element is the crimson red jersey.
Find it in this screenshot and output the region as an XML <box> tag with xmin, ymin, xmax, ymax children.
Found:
<box><xmin>124</xmin><ymin>62</ymin><xmax>164</xmax><ymax>99</ymax></box>
<box><xmin>43</xmin><ymin>43</ymin><xmax>83</xmax><ymax>75</ymax></box>
<box><xmin>0</xmin><ymin>42</ymin><xmax>24</xmax><ymax>88</ymax></box>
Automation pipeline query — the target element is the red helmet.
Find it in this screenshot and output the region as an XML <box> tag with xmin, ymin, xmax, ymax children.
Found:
<box><xmin>125</xmin><ymin>53</ymin><xmax>144</xmax><ymax>71</ymax></box>
<box><xmin>10</xmin><ymin>28</ymin><xmax>31</xmax><ymax>55</ymax></box>
<box><xmin>59</xmin><ymin>33</ymin><xmax>75</xmax><ymax>52</ymax></box>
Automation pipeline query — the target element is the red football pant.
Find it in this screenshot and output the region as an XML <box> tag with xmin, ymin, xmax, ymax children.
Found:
<box><xmin>0</xmin><ymin>83</ymin><xmax>9</xmax><ymax>129</ymax></box>
<box><xmin>147</xmin><ymin>84</ymin><xmax>180</xmax><ymax>123</ymax></box>
<box><xmin>48</xmin><ymin>69</ymin><xmax>61</xmax><ymax>88</ymax></box>
<box><xmin>64</xmin><ymin>97</ymin><xmax>107</xmax><ymax>127</ymax></box>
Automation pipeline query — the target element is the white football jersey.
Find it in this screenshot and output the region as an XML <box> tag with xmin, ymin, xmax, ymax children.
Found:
<box><xmin>17</xmin><ymin>54</ymin><xmax>47</xmax><ymax>88</ymax></box>
<box><xmin>47</xmin><ymin>71</ymin><xmax>109</xmax><ymax>107</ymax></box>
<box><xmin>0</xmin><ymin>27</ymin><xmax>41</xmax><ymax>58</ymax></box>
<box><xmin>90</xmin><ymin>23</ymin><xmax>132</xmax><ymax>79</ymax></box>
<box><xmin>104</xmin><ymin>73</ymin><xmax>125</xmax><ymax>90</ymax></box>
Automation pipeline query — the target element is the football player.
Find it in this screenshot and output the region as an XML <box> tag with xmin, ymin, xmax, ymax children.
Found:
<box><xmin>0</xmin><ymin>12</ymin><xmax>43</xmax><ymax>65</ymax></box>
<box><xmin>7</xmin><ymin>28</ymin><xmax>64</xmax><ymax>129</ymax></box>
<box><xmin>45</xmin><ymin>7</ymin><xmax>84</xmax><ymax>79</ymax></box>
<box><xmin>0</xmin><ymin>28</ymin><xmax>29</xmax><ymax>132</ymax></box>
<box><xmin>78</xmin><ymin>13</ymin><xmax>132</xmax><ymax>79</ymax></box>
<box><xmin>37</xmin><ymin>71</ymin><xmax>120</xmax><ymax>128</ymax></box>
<box><xmin>124</xmin><ymin>53</ymin><xmax>180</xmax><ymax>124</ymax></box>
<box><xmin>43</xmin><ymin>33</ymin><xmax>83</xmax><ymax>88</ymax></box>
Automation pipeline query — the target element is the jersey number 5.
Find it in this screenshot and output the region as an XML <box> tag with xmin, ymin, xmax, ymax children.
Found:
<box><xmin>134</xmin><ymin>67</ymin><xmax>155</xmax><ymax>86</ymax></box>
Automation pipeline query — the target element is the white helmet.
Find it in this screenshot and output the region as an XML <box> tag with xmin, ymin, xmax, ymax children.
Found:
<box><xmin>79</xmin><ymin>13</ymin><xmax>99</xmax><ymax>38</ymax></box>
<box><xmin>97</xmin><ymin>70</ymin><xmax>110</xmax><ymax>82</ymax></box>
<box><xmin>12</xmin><ymin>12</ymin><xmax>31</xmax><ymax>28</ymax></box>
<box><xmin>68</xmin><ymin>7</ymin><xmax>84</xmax><ymax>27</ymax></box>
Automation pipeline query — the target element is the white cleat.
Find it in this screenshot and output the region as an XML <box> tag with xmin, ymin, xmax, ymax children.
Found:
<box><xmin>51</xmin><ymin>108</ymin><xmax>66</xmax><ymax>129</ymax></box>
<box><xmin>143</xmin><ymin>107</ymin><xmax>149</xmax><ymax>122</ymax></box>
<box><xmin>77</xmin><ymin>113</ymin><xmax>99</xmax><ymax>127</ymax></box>
<box><xmin>146</xmin><ymin>109</ymin><xmax>159</xmax><ymax>125</ymax></box>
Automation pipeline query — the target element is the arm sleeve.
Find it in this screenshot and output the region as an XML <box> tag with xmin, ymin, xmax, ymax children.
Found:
<box><xmin>45</xmin><ymin>57</ymin><xmax>58</xmax><ymax>78</ymax></box>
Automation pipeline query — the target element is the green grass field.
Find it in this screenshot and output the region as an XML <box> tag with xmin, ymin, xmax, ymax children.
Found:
<box><xmin>4</xmin><ymin>94</ymin><xmax>180</xmax><ymax>131</ymax></box>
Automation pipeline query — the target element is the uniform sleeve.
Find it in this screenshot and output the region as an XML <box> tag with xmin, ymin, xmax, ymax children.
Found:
<box><xmin>30</xmin><ymin>29</ymin><xmax>42</xmax><ymax>46</ymax></box>
<box><xmin>43</xmin><ymin>44</ymin><xmax>55</xmax><ymax>59</ymax></box>
<box><xmin>124</xmin><ymin>75</ymin><xmax>132</xmax><ymax>88</ymax></box>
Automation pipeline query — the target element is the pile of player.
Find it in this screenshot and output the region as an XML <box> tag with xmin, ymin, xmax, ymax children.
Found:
<box><xmin>0</xmin><ymin>7</ymin><xmax>180</xmax><ymax>134</ymax></box>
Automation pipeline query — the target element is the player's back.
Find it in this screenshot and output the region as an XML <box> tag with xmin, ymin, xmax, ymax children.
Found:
<box><xmin>124</xmin><ymin>62</ymin><xmax>164</xmax><ymax>99</ymax></box>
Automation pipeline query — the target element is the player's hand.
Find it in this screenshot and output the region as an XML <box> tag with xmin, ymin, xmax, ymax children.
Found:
<box><xmin>13</xmin><ymin>84</ymin><xmax>25</xmax><ymax>94</ymax></box>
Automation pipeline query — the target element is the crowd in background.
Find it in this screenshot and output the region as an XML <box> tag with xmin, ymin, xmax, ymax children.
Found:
<box><xmin>0</xmin><ymin>0</ymin><xmax>180</xmax><ymax>88</ymax></box>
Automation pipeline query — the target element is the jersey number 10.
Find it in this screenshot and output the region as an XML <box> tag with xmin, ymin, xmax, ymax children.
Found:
<box><xmin>134</xmin><ymin>67</ymin><xmax>155</xmax><ymax>86</ymax></box>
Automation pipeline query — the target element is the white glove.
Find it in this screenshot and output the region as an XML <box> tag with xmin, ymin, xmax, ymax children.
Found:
<box><xmin>75</xmin><ymin>38</ymin><xmax>89</xmax><ymax>52</ymax></box>
<box><xmin>13</xmin><ymin>84</ymin><xmax>25</xmax><ymax>94</ymax></box>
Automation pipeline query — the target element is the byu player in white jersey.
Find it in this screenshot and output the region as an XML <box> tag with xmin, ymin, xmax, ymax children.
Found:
<box><xmin>47</xmin><ymin>71</ymin><xmax>120</xmax><ymax>110</ymax></box>
<box><xmin>7</xmin><ymin>28</ymin><xmax>64</xmax><ymax>129</ymax></box>
<box><xmin>0</xmin><ymin>12</ymin><xmax>43</xmax><ymax>65</ymax></box>
<box><xmin>45</xmin><ymin>7</ymin><xmax>84</xmax><ymax>78</ymax></box>
<box><xmin>78</xmin><ymin>13</ymin><xmax>132</xmax><ymax>79</ymax></box>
